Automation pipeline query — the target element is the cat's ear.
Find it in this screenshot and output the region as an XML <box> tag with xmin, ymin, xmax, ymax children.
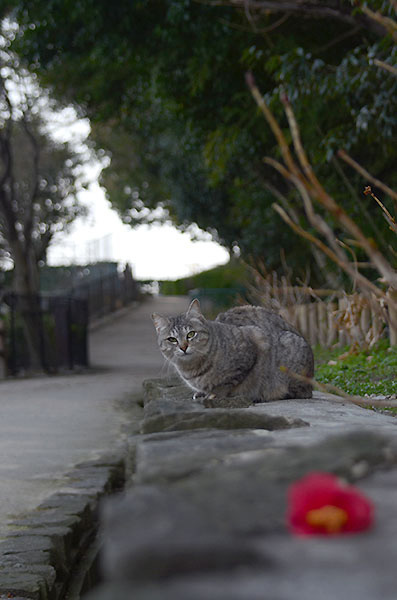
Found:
<box><xmin>187</xmin><ymin>298</ymin><xmax>202</xmax><ymax>317</ymax></box>
<box><xmin>152</xmin><ymin>313</ymin><xmax>168</xmax><ymax>331</ymax></box>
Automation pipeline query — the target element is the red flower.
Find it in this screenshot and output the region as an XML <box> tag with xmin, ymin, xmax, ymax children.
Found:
<box><xmin>287</xmin><ymin>472</ymin><xmax>374</xmax><ymax>536</ymax></box>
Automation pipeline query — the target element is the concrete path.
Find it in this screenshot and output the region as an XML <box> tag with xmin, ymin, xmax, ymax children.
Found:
<box><xmin>0</xmin><ymin>295</ymin><xmax>188</xmax><ymax>538</ymax></box>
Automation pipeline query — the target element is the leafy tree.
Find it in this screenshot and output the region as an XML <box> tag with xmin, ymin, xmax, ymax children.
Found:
<box><xmin>7</xmin><ymin>0</ymin><xmax>397</xmax><ymax>285</ymax></box>
<box><xmin>0</xmin><ymin>22</ymin><xmax>87</xmax><ymax>365</ymax></box>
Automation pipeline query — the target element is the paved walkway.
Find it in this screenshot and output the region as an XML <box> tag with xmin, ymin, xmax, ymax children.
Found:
<box><xmin>0</xmin><ymin>295</ymin><xmax>188</xmax><ymax>538</ymax></box>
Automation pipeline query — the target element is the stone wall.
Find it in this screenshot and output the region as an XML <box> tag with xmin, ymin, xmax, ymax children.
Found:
<box><xmin>0</xmin><ymin>455</ymin><xmax>125</xmax><ymax>600</ymax></box>
<box><xmin>86</xmin><ymin>378</ymin><xmax>397</xmax><ymax>600</ymax></box>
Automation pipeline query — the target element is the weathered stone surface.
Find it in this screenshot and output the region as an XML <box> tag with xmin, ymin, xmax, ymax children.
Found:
<box><xmin>90</xmin><ymin>460</ymin><xmax>397</xmax><ymax>600</ymax></box>
<box><xmin>0</xmin><ymin>571</ymin><xmax>46</xmax><ymax>600</ymax></box>
<box><xmin>143</xmin><ymin>396</ymin><xmax>203</xmax><ymax>419</ymax></box>
<box><xmin>36</xmin><ymin>492</ymin><xmax>96</xmax><ymax>518</ymax></box>
<box><xmin>0</xmin><ymin>455</ymin><xmax>126</xmax><ymax>600</ymax></box>
<box><xmin>100</xmin><ymin>486</ymin><xmax>268</xmax><ymax>582</ymax></box>
<box><xmin>143</xmin><ymin>378</ymin><xmax>254</xmax><ymax>411</ymax></box>
<box><xmin>0</xmin><ymin>535</ymin><xmax>55</xmax><ymax>555</ymax></box>
<box><xmin>134</xmin><ymin>429</ymin><xmax>277</xmax><ymax>484</ymax></box>
<box><xmin>0</xmin><ymin>559</ymin><xmax>56</xmax><ymax>599</ymax></box>
<box><xmin>12</xmin><ymin>511</ymin><xmax>81</xmax><ymax>531</ymax></box>
<box><xmin>139</xmin><ymin>425</ymin><xmax>394</xmax><ymax>491</ymax></box>
<box><xmin>203</xmin><ymin>394</ymin><xmax>254</xmax><ymax>408</ymax></box>
<box><xmin>143</xmin><ymin>377</ymin><xmax>184</xmax><ymax>404</ymax></box>
<box><xmin>84</xmin><ymin>536</ymin><xmax>397</xmax><ymax>600</ymax></box>
<box><xmin>100</xmin><ymin>430</ymin><xmax>397</xmax><ymax>583</ymax></box>
<box><xmin>85</xmin><ymin>377</ymin><xmax>397</xmax><ymax>600</ymax></box>
<box><xmin>142</xmin><ymin>379</ymin><xmax>202</xmax><ymax>423</ymax></box>
<box><xmin>258</xmin><ymin>391</ymin><xmax>397</xmax><ymax>442</ymax></box>
<box><xmin>141</xmin><ymin>408</ymin><xmax>308</xmax><ymax>434</ymax></box>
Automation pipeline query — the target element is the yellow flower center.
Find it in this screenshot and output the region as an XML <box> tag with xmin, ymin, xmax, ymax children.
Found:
<box><xmin>306</xmin><ymin>504</ymin><xmax>348</xmax><ymax>533</ymax></box>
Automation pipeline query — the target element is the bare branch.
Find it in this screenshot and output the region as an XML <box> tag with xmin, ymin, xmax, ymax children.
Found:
<box><xmin>249</xmin><ymin>78</ymin><xmax>396</xmax><ymax>287</ymax></box>
<box><xmin>317</xmin><ymin>25</ymin><xmax>361</xmax><ymax>53</ymax></box>
<box><xmin>197</xmin><ymin>0</ymin><xmax>389</xmax><ymax>37</ymax></box>
<box><xmin>338</xmin><ymin>149</ymin><xmax>397</xmax><ymax>204</ymax></box>
<box><xmin>281</xmin><ymin>93</ymin><xmax>322</xmax><ymax>191</ymax></box>
<box><xmin>272</xmin><ymin>203</ymin><xmax>386</xmax><ymax>300</ymax></box>
<box><xmin>36</xmin><ymin>229</ymin><xmax>53</xmax><ymax>262</ymax></box>
<box><xmin>330</xmin><ymin>153</ymin><xmax>391</xmax><ymax>254</ymax></box>
<box><xmin>361</xmin><ymin>4</ymin><xmax>397</xmax><ymax>42</ymax></box>
<box><xmin>264</xmin><ymin>156</ymin><xmax>349</xmax><ymax>264</ymax></box>
<box><xmin>246</xmin><ymin>72</ymin><xmax>301</xmax><ymax>180</ymax></box>
<box><xmin>263</xmin><ymin>181</ymin><xmax>299</xmax><ymax>223</ymax></box>
<box><xmin>373</xmin><ymin>58</ymin><xmax>397</xmax><ymax>78</ymax></box>
<box><xmin>364</xmin><ymin>186</ymin><xmax>397</xmax><ymax>234</ymax></box>
<box><xmin>270</xmin><ymin>109</ymin><xmax>397</xmax><ymax>288</ymax></box>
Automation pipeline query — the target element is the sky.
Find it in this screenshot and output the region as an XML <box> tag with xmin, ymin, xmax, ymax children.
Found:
<box><xmin>47</xmin><ymin>181</ymin><xmax>230</xmax><ymax>280</ymax></box>
<box><xmin>45</xmin><ymin>108</ymin><xmax>230</xmax><ymax>281</ymax></box>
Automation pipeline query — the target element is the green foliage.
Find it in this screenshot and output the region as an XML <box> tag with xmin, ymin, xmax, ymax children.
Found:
<box><xmin>7</xmin><ymin>0</ymin><xmax>397</xmax><ymax>286</ymax></box>
<box><xmin>159</xmin><ymin>259</ymin><xmax>248</xmax><ymax>295</ymax></box>
<box><xmin>315</xmin><ymin>340</ymin><xmax>397</xmax><ymax>397</ymax></box>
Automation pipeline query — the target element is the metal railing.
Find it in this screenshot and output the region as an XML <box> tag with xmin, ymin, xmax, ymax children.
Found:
<box><xmin>0</xmin><ymin>267</ymin><xmax>140</xmax><ymax>375</ymax></box>
<box><xmin>2</xmin><ymin>293</ymin><xmax>89</xmax><ymax>375</ymax></box>
<box><xmin>70</xmin><ymin>269</ymin><xmax>139</xmax><ymax>320</ymax></box>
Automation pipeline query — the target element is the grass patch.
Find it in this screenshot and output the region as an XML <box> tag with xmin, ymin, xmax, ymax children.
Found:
<box><xmin>314</xmin><ymin>340</ymin><xmax>397</xmax><ymax>398</ymax></box>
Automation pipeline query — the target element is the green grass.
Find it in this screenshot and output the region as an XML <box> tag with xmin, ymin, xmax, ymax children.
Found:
<box><xmin>314</xmin><ymin>340</ymin><xmax>397</xmax><ymax>398</ymax></box>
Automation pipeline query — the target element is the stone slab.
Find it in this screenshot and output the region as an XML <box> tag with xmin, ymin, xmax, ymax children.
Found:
<box><xmin>133</xmin><ymin>429</ymin><xmax>282</xmax><ymax>484</ymax></box>
<box><xmin>90</xmin><ymin>445</ymin><xmax>397</xmax><ymax>600</ymax></box>
<box><xmin>87</xmin><ymin>376</ymin><xmax>397</xmax><ymax>600</ymax></box>
<box><xmin>141</xmin><ymin>407</ymin><xmax>308</xmax><ymax>434</ymax></box>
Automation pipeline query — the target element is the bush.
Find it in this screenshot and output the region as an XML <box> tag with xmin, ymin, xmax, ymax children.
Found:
<box><xmin>159</xmin><ymin>260</ymin><xmax>248</xmax><ymax>296</ymax></box>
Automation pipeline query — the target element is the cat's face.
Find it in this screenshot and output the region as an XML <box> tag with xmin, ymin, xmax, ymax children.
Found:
<box><xmin>152</xmin><ymin>299</ymin><xmax>210</xmax><ymax>365</ymax></box>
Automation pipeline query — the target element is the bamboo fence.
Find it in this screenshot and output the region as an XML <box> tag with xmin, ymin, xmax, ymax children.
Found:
<box><xmin>278</xmin><ymin>289</ymin><xmax>397</xmax><ymax>348</ymax></box>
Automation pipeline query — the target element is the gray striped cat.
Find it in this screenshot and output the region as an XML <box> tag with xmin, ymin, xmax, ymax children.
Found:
<box><xmin>152</xmin><ymin>299</ymin><xmax>314</xmax><ymax>403</ymax></box>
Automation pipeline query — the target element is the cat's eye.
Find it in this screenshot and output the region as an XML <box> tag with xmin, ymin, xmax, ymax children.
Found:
<box><xmin>167</xmin><ymin>336</ymin><xmax>178</xmax><ymax>344</ymax></box>
<box><xmin>187</xmin><ymin>331</ymin><xmax>196</xmax><ymax>339</ymax></box>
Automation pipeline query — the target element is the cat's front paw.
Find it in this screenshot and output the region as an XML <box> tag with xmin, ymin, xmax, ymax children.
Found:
<box><xmin>193</xmin><ymin>391</ymin><xmax>216</xmax><ymax>406</ymax></box>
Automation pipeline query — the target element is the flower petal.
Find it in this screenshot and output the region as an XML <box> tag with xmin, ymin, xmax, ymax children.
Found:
<box><xmin>287</xmin><ymin>471</ymin><xmax>374</xmax><ymax>536</ymax></box>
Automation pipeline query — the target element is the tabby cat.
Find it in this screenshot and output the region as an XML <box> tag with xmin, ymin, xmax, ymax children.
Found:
<box><xmin>152</xmin><ymin>299</ymin><xmax>314</xmax><ymax>402</ymax></box>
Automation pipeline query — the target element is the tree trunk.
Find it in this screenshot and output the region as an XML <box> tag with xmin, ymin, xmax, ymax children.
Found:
<box><xmin>11</xmin><ymin>242</ymin><xmax>43</xmax><ymax>371</ymax></box>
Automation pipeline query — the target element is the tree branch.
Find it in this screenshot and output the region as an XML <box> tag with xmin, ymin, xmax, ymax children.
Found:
<box><xmin>245</xmin><ymin>72</ymin><xmax>301</xmax><ymax>180</ymax></box>
<box><xmin>272</xmin><ymin>203</ymin><xmax>385</xmax><ymax>299</ymax></box>
<box><xmin>0</xmin><ymin>88</ymin><xmax>19</xmax><ymax>247</ymax></box>
<box><xmin>373</xmin><ymin>58</ymin><xmax>397</xmax><ymax>78</ymax></box>
<box><xmin>20</xmin><ymin>115</ymin><xmax>40</xmax><ymax>244</ymax></box>
<box><xmin>246</xmin><ymin>73</ymin><xmax>397</xmax><ymax>294</ymax></box>
<box><xmin>338</xmin><ymin>149</ymin><xmax>397</xmax><ymax>204</ymax></box>
<box><xmin>361</xmin><ymin>4</ymin><xmax>397</xmax><ymax>42</ymax></box>
<box><xmin>264</xmin><ymin>156</ymin><xmax>349</xmax><ymax>265</ymax></box>
<box><xmin>200</xmin><ymin>0</ymin><xmax>388</xmax><ymax>37</ymax></box>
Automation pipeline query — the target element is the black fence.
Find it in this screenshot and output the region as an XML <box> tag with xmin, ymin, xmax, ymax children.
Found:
<box><xmin>0</xmin><ymin>266</ymin><xmax>140</xmax><ymax>375</ymax></box>
<box><xmin>3</xmin><ymin>293</ymin><xmax>89</xmax><ymax>375</ymax></box>
<box><xmin>70</xmin><ymin>267</ymin><xmax>139</xmax><ymax>320</ymax></box>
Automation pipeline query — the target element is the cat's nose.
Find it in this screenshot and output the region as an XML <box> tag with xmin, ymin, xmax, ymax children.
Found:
<box><xmin>179</xmin><ymin>342</ymin><xmax>188</xmax><ymax>353</ymax></box>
